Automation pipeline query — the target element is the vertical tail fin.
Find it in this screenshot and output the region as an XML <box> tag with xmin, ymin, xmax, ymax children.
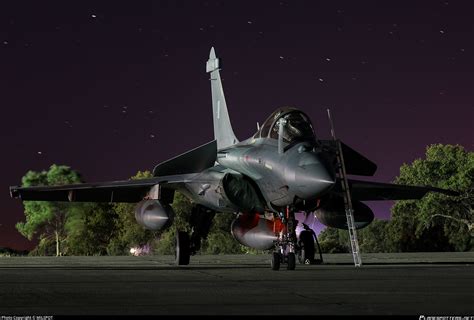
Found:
<box><xmin>206</xmin><ymin>47</ymin><xmax>239</xmax><ymax>150</ymax></box>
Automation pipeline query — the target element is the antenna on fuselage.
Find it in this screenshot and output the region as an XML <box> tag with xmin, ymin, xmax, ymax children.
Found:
<box><xmin>327</xmin><ymin>109</ymin><xmax>362</xmax><ymax>268</ymax></box>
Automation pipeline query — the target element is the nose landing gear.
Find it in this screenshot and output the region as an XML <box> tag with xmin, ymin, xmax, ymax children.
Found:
<box><xmin>271</xmin><ymin>206</ymin><xmax>298</xmax><ymax>271</ymax></box>
<box><xmin>270</xmin><ymin>208</ymin><xmax>323</xmax><ymax>270</ymax></box>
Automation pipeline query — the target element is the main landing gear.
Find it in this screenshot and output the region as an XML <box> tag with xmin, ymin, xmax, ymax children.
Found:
<box><xmin>271</xmin><ymin>208</ymin><xmax>323</xmax><ymax>270</ymax></box>
<box><xmin>175</xmin><ymin>231</ymin><xmax>190</xmax><ymax>265</ymax></box>
<box><xmin>175</xmin><ymin>205</ymin><xmax>216</xmax><ymax>266</ymax></box>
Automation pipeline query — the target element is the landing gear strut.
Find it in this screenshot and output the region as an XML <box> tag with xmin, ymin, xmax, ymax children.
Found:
<box><xmin>175</xmin><ymin>205</ymin><xmax>216</xmax><ymax>266</ymax></box>
<box><xmin>271</xmin><ymin>206</ymin><xmax>298</xmax><ymax>271</ymax></box>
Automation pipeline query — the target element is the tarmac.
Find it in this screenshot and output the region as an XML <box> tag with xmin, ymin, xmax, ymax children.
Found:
<box><xmin>0</xmin><ymin>252</ymin><xmax>473</xmax><ymax>315</ymax></box>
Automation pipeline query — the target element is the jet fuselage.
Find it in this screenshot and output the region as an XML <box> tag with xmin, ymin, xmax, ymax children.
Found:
<box><xmin>178</xmin><ymin>108</ymin><xmax>336</xmax><ymax>215</ymax></box>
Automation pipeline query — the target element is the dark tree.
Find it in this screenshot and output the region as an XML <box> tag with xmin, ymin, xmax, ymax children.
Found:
<box><xmin>390</xmin><ymin>144</ymin><xmax>473</xmax><ymax>251</ymax></box>
<box><xmin>16</xmin><ymin>165</ymin><xmax>82</xmax><ymax>256</ymax></box>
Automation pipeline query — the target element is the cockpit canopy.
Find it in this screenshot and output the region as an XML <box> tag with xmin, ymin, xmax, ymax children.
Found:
<box><xmin>253</xmin><ymin>107</ymin><xmax>316</xmax><ymax>144</ymax></box>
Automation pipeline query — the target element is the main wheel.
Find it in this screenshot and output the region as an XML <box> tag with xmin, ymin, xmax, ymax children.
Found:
<box><xmin>175</xmin><ymin>231</ymin><xmax>190</xmax><ymax>265</ymax></box>
<box><xmin>271</xmin><ymin>252</ymin><xmax>280</xmax><ymax>271</ymax></box>
<box><xmin>298</xmin><ymin>230</ymin><xmax>315</xmax><ymax>264</ymax></box>
<box><xmin>287</xmin><ymin>252</ymin><xmax>296</xmax><ymax>270</ymax></box>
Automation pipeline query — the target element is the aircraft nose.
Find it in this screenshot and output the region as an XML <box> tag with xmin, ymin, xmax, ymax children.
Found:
<box><xmin>294</xmin><ymin>153</ymin><xmax>336</xmax><ymax>199</ymax></box>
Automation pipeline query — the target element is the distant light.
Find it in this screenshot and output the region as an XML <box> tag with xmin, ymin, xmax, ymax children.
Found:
<box><xmin>325</xmin><ymin>58</ymin><xmax>331</xmax><ymax>62</ymax></box>
<box><xmin>91</xmin><ymin>14</ymin><xmax>97</xmax><ymax>18</ymax></box>
<box><xmin>130</xmin><ymin>245</ymin><xmax>150</xmax><ymax>256</ymax></box>
<box><xmin>247</xmin><ymin>20</ymin><xmax>252</xmax><ymax>24</ymax></box>
<box><xmin>279</xmin><ymin>56</ymin><xmax>284</xmax><ymax>59</ymax></box>
<box><xmin>37</xmin><ymin>151</ymin><xmax>42</xmax><ymax>155</ymax></box>
<box><xmin>439</xmin><ymin>30</ymin><xmax>445</xmax><ymax>34</ymax></box>
<box><xmin>150</xmin><ymin>134</ymin><xmax>155</xmax><ymax>138</ymax></box>
<box><xmin>318</xmin><ymin>78</ymin><xmax>324</xmax><ymax>82</ymax></box>
<box><xmin>3</xmin><ymin>41</ymin><xmax>8</xmax><ymax>45</ymax></box>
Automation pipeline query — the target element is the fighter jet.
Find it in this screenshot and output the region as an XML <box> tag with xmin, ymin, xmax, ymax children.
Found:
<box><xmin>9</xmin><ymin>47</ymin><xmax>456</xmax><ymax>270</ymax></box>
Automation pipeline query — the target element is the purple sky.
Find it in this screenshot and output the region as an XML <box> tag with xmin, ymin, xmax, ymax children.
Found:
<box><xmin>1</xmin><ymin>1</ymin><xmax>472</xmax><ymax>250</ymax></box>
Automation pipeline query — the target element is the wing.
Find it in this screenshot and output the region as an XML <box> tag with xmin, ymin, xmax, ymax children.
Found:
<box><xmin>153</xmin><ymin>140</ymin><xmax>216</xmax><ymax>176</ymax></box>
<box><xmin>335</xmin><ymin>179</ymin><xmax>459</xmax><ymax>201</ymax></box>
<box><xmin>9</xmin><ymin>174</ymin><xmax>196</xmax><ymax>203</ymax></box>
<box><xmin>319</xmin><ymin>140</ymin><xmax>377</xmax><ymax>176</ymax></box>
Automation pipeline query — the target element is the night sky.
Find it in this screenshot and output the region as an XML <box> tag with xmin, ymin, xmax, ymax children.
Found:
<box><xmin>1</xmin><ymin>1</ymin><xmax>472</xmax><ymax>250</ymax></box>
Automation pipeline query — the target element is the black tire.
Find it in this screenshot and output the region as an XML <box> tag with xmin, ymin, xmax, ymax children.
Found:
<box><xmin>287</xmin><ymin>252</ymin><xmax>296</xmax><ymax>270</ymax></box>
<box><xmin>271</xmin><ymin>252</ymin><xmax>280</xmax><ymax>271</ymax></box>
<box><xmin>175</xmin><ymin>231</ymin><xmax>190</xmax><ymax>265</ymax></box>
<box><xmin>299</xmin><ymin>230</ymin><xmax>315</xmax><ymax>264</ymax></box>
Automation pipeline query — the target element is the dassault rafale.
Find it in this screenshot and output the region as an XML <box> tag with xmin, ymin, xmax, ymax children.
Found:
<box><xmin>10</xmin><ymin>48</ymin><xmax>457</xmax><ymax>270</ymax></box>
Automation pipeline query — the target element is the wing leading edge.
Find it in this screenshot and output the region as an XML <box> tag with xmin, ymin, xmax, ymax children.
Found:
<box><xmin>9</xmin><ymin>174</ymin><xmax>196</xmax><ymax>203</ymax></box>
<box><xmin>338</xmin><ymin>179</ymin><xmax>459</xmax><ymax>201</ymax></box>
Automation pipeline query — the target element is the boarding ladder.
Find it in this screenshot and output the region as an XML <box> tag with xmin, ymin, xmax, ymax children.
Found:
<box><xmin>327</xmin><ymin>109</ymin><xmax>362</xmax><ymax>267</ymax></box>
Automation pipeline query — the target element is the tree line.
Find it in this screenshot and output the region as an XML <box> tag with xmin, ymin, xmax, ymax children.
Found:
<box><xmin>319</xmin><ymin>144</ymin><xmax>473</xmax><ymax>253</ymax></box>
<box><xmin>15</xmin><ymin>144</ymin><xmax>473</xmax><ymax>256</ymax></box>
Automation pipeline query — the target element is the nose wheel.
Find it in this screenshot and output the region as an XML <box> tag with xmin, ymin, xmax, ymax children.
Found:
<box><xmin>287</xmin><ymin>252</ymin><xmax>296</xmax><ymax>270</ymax></box>
<box><xmin>271</xmin><ymin>252</ymin><xmax>296</xmax><ymax>271</ymax></box>
<box><xmin>271</xmin><ymin>252</ymin><xmax>280</xmax><ymax>270</ymax></box>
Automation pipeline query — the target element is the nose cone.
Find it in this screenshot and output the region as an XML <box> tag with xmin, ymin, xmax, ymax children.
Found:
<box><xmin>294</xmin><ymin>153</ymin><xmax>336</xmax><ymax>199</ymax></box>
